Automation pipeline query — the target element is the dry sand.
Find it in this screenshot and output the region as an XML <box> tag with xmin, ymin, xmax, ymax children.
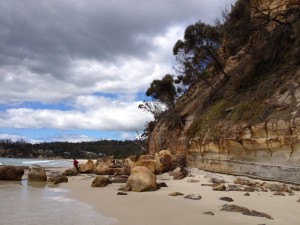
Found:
<box><xmin>57</xmin><ymin>168</ymin><xmax>300</xmax><ymax>225</ymax></box>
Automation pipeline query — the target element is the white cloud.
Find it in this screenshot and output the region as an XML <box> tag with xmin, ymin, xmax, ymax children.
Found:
<box><xmin>0</xmin><ymin>96</ymin><xmax>153</xmax><ymax>132</ymax></box>
<box><xmin>0</xmin><ymin>133</ymin><xmax>26</xmax><ymax>142</ymax></box>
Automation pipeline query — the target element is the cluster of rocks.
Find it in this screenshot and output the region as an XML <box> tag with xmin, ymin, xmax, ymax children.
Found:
<box><xmin>60</xmin><ymin>150</ymin><xmax>189</xmax><ymax>192</ymax></box>
<box><xmin>221</xmin><ymin>204</ymin><xmax>273</xmax><ymax>220</ymax></box>
<box><xmin>0</xmin><ymin>165</ymin><xmax>68</xmax><ymax>186</ymax></box>
<box><xmin>208</xmin><ymin>177</ymin><xmax>300</xmax><ymax>196</ymax></box>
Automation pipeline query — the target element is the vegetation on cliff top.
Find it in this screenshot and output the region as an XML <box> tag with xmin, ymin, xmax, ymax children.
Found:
<box><xmin>142</xmin><ymin>0</ymin><xmax>300</xmax><ymax>142</ymax></box>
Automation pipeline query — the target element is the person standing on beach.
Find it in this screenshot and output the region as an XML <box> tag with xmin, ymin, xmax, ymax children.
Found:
<box><xmin>73</xmin><ymin>158</ymin><xmax>79</xmax><ymax>173</ymax></box>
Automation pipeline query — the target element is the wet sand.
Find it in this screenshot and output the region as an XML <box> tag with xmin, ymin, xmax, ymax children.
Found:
<box><xmin>58</xmin><ymin>169</ymin><xmax>300</xmax><ymax>225</ymax></box>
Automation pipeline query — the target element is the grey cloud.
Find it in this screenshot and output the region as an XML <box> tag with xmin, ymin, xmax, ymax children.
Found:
<box><xmin>0</xmin><ymin>0</ymin><xmax>235</xmax><ymax>66</ymax></box>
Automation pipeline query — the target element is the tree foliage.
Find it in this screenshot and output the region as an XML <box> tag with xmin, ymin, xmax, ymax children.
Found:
<box><xmin>146</xmin><ymin>74</ymin><xmax>176</xmax><ymax>110</ymax></box>
<box><xmin>173</xmin><ymin>21</ymin><xmax>228</xmax><ymax>87</ymax></box>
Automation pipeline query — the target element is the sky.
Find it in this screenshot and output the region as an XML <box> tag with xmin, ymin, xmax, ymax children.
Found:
<box><xmin>0</xmin><ymin>0</ymin><xmax>236</xmax><ymax>143</ymax></box>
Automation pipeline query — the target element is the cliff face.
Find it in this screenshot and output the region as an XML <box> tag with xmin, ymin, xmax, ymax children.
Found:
<box><xmin>148</xmin><ymin>0</ymin><xmax>300</xmax><ymax>184</ymax></box>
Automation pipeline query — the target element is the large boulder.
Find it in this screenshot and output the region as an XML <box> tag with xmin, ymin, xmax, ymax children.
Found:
<box><xmin>0</xmin><ymin>166</ymin><xmax>24</xmax><ymax>181</ymax></box>
<box><xmin>156</xmin><ymin>150</ymin><xmax>174</xmax><ymax>173</ymax></box>
<box><xmin>129</xmin><ymin>155</ymin><xmax>156</xmax><ymax>174</ymax></box>
<box><xmin>91</xmin><ymin>176</ymin><xmax>112</xmax><ymax>187</ymax></box>
<box><xmin>48</xmin><ymin>175</ymin><xmax>68</xmax><ymax>185</ymax></box>
<box><xmin>95</xmin><ymin>156</ymin><xmax>114</xmax><ymax>167</ymax></box>
<box><xmin>78</xmin><ymin>159</ymin><xmax>95</xmax><ymax>173</ymax></box>
<box><xmin>28</xmin><ymin>165</ymin><xmax>47</xmax><ymax>182</ymax></box>
<box><xmin>126</xmin><ymin>166</ymin><xmax>157</xmax><ymax>192</ymax></box>
<box><xmin>62</xmin><ymin>167</ymin><xmax>78</xmax><ymax>176</ymax></box>
<box><xmin>94</xmin><ymin>163</ymin><xmax>109</xmax><ymax>175</ymax></box>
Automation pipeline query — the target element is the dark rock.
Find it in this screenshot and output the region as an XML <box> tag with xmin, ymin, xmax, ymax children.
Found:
<box><xmin>157</xmin><ymin>182</ymin><xmax>168</xmax><ymax>188</ymax></box>
<box><xmin>184</xmin><ymin>194</ymin><xmax>202</xmax><ymax>200</ymax></box>
<box><xmin>110</xmin><ymin>176</ymin><xmax>128</xmax><ymax>183</ymax></box>
<box><xmin>244</xmin><ymin>192</ymin><xmax>250</xmax><ymax>196</ymax></box>
<box><xmin>203</xmin><ymin>211</ymin><xmax>214</xmax><ymax>215</ymax></box>
<box><xmin>168</xmin><ymin>192</ymin><xmax>184</xmax><ymax>196</ymax></box>
<box><xmin>297</xmin><ymin>199</ymin><xmax>300</xmax><ymax>202</ymax></box>
<box><xmin>220</xmin><ymin>197</ymin><xmax>234</xmax><ymax>202</ymax></box>
<box><xmin>0</xmin><ymin>166</ymin><xmax>24</xmax><ymax>181</ymax></box>
<box><xmin>173</xmin><ymin>172</ymin><xmax>186</xmax><ymax>180</ymax></box>
<box><xmin>201</xmin><ymin>184</ymin><xmax>213</xmax><ymax>186</ymax></box>
<box><xmin>227</xmin><ymin>184</ymin><xmax>243</xmax><ymax>191</ymax></box>
<box><xmin>187</xmin><ymin>179</ymin><xmax>200</xmax><ymax>183</ymax></box>
<box><xmin>273</xmin><ymin>191</ymin><xmax>285</xmax><ymax>196</ymax></box>
<box><xmin>288</xmin><ymin>192</ymin><xmax>295</xmax><ymax>196</ymax></box>
<box><xmin>117</xmin><ymin>192</ymin><xmax>128</xmax><ymax>195</ymax></box>
<box><xmin>221</xmin><ymin>204</ymin><xmax>273</xmax><ymax>220</ymax></box>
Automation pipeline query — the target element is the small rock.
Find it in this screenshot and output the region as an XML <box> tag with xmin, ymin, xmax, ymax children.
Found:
<box><xmin>290</xmin><ymin>185</ymin><xmax>300</xmax><ymax>191</ymax></box>
<box><xmin>288</xmin><ymin>192</ymin><xmax>295</xmax><ymax>196</ymax></box>
<box><xmin>168</xmin><ymin>192</ymin><xmax>184</xmax><ymax>196</ymax></box>
<box><xmin>210</xmin><ymin>178</ymin><xmax>225</xmax><ymax>184</ymax></box>
<box><xmin>201</xmin><ymin>184</ymin><xmax>213</xmax><ymax>186</ymax></box>
<box><xmin>273</xmin><ymin>191</ymin><xmax>285</xmax><ymax>196</ymax></box>
<box><xmin>184</xmin><ymin>194</ymin><xmax>202</xmax><ymax>200</ymax></box>
<box><xmin>157</xmin><ymin>182</ymin><xmax>168</xmax><ymax>188</ymax></box>
<box><xmin>213</xmin><ymin>184</ymin><xmax>226</xmax><ymax>191</ymax></box>
<box><xmin>297</xmin><ymin>199</ymin><xmax>300</xmax><ymax>202</ymax></box>
<box><xmin>117</xmin><ymin>192</ymin><xmax>128</xmax><ymax>195</ymax></box>
<box><xmin>243</xmin><ymin>187</ymin><xmax>255</xmax><ymax>192</ymax></box>
<box><xmin>118</xmin><ymin>185</ymin><xmax>131</xmax><ymax>192</ymax></box>
<box><xmin>220</xmin><ymin>197</ymin><xmax>234</xmax><ymax>202</ymax></box>
<box><xmin>187</xmin><ymin>179</ymin><xmax>200</xmax><ymax>183</ymax></box>
<box><xmin>244</xmin><ymin>192</ymin><xmax>250</xmax><ymax>196</ymax></box>
<box><xmin>203</xmin><ymin>211</ymin><xmax>214</xmax><ymax>215</ymax></box>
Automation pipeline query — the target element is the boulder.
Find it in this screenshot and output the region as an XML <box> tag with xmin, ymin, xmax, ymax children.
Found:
<box><xmin>95</xmin><ymin>156</ymin><xmax>113</xmax><ymax>166</ymax></box>
<box><xmin>0</xmin><ymin>166</ymin><xmax>24</xmax><ymax>181</ymax></box>
<box><xmin>130</xmin><ymin>157</ymin><xmax>156</xmax><ymax>174</ymax></box>
<box><xmin>91</xmin><ymin>176</ymin><xmax>112</xmax><ymax>187</ymax></box>
<box><xmin>107</xmin><ymin>167</ymin><xmax>130</xmax><ymax>176</ymax></box>
<box><xmin>28</xmin><ymin>165</ymin><xmax>47</xmax><ymax>182</ymax></box>
<box><xmin>62</xmin><ymin>167</ymin><xmax>78</xmax><ymax>176</ymax></box>
<box><xmin>94</xmin><ymin>164</ymin><xmax>109</xmax><ymax>175</ymax></box>
<box><xmin>78</xmin><ymin>159</ymin><xmax>95</xmax><ymax>173</ymax></box>
<box><xmin>157</xmin><ymin>150</ymin><xmax>174</xmax><ymax>172</ymax></box>
<box><xmin>126</xmin><ymin>166</ymin><xmax>157</xmax><ymax>192</ymax></box>
<box><xmin>48</xmin><ymin>175</ymin><xmax>68</xmax><ymax>185</ymax></box>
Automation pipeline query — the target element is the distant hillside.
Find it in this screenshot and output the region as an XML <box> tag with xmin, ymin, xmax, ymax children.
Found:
<box><xmin>0</xmin><ymin>139</ymin><xmax>146</xmax><ymax>159</ymax></box>
<box><xmin>146</xmin><ymin>0</ymin><xmax>300</xmax><ymax>183</ymax></box>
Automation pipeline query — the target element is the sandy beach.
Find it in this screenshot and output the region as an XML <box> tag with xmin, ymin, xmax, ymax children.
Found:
<box><xmin>57</xmin><ymin>168</ymin><xmax>300</xmax><ymax>225</ymax></box>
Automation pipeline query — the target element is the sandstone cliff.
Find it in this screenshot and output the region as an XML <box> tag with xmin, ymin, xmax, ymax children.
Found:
<box><xmin>148</xmin><ymin>0</ymin><xmax>300</xmax><ymax>184</ymax></box>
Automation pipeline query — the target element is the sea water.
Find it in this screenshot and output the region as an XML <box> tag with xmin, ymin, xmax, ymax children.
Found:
<box><xmin>0</xmin><ymin>158</ymin><xmax>118</xmax><ymax>225</ymax></box>
<box><xmin>0</xmin><ymin>157</ymin><xmax>73</xmax><ymax>168</ymax></box>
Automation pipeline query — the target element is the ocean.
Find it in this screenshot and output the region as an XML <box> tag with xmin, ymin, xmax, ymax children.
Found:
<box><xmin>0</xmin><ymin>158</ymin><xmax>117</xmax><ymax>225</ymax></box>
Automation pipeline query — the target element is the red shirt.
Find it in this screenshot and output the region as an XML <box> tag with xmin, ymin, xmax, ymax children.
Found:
<box><xmin>73</xmin><ymin>159</ymin><xmax>79</xmax><ymax>167</ymax></box>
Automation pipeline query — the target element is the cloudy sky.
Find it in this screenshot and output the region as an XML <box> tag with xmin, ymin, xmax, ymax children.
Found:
<box><xmin>0</xmin><ymin>0</ymin><xmax>236</xmax><ymax>143</ymax></box>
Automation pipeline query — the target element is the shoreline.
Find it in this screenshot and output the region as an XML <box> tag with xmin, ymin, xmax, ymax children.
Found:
<box><xmin>58</xmin><ymin>169</ymin><xmax>300</xmax><ymax>225</ymax></box>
